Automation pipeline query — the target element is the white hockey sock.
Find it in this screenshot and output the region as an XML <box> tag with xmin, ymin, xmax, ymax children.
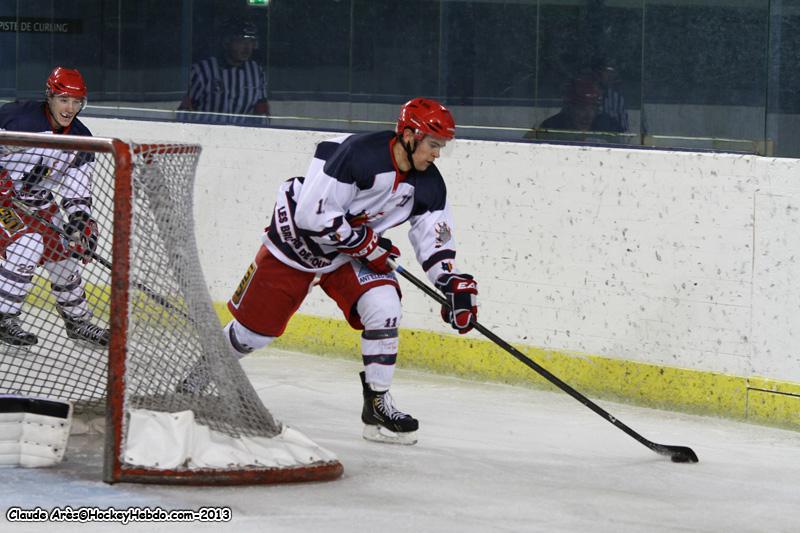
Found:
<box><xmin>356</xmin><ymin>285</ymin><xmax>402</xmax><ymax>392</ymax></box>
<box><xmin>44</xmin><ymin>259</ymin><xmax>90</xmax><ymax>319</ymax></box>
<box><xmin>0</xmin><ymin>234</ymin><xmax>43</xmax><ymax>315</ymax></box>
<box><xmin>224</xmin><ymin>320</ymin><xmax>274</xmax><ymax>358</ymax></box>
<box><xmin>0</xmin><ymin>263</ymin><xmax>33</xmax><ymax>315</ymax></box>
<box><xmin>361</xmin><ymin>329</ymin><xmax>398</xmax><ymax>392</ymax></box>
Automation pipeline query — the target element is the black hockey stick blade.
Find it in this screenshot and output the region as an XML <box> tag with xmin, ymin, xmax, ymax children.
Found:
<box><xmin>389</xmin><ymin>261</ymin><xmax>699</xmax><ymax>464</ymax></box>
<box><xmin>656</xmin><ymin>444</ymin><xmax>698</xmax><ymax>463</ymax></box>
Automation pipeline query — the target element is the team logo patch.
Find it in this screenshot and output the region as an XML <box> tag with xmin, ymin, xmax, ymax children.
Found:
<box><xmin>355</xmin><ymin>262</ymin><xmax>396</xmax><ymax>285</ymax></box>
<box><xmin>230</xmin><ymin>262</ymin><xmax>257</xmax><ymax>307</ymax></box>
<box><xmin>347</xmin><ymin>210</ymin><xmax>384</xmax><ymax>227</ymax></box>
<box><xmin>347</xmin><ymin>211</ymin><xmax>370</xmax><ymax>227</ymax></box>
<box><xmin>0</xmin><ymin>207</ymin><xmax>26</xmax><ymax>236</ymax></box>
<box><xmin>434</xmin><ymin>222</ymin><xmax>452</xmax><ymax>248</ymax></box>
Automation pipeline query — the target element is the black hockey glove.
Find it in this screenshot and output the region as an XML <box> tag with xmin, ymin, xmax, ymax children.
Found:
<box><xmin>64</xmin><ymin>211</ymin><xmax>99</xmax><ymax>263</ymax></box>
<box><xmin>435</xmin><ymin>273</ymin><xmax>478</xmax><ymax>334</ymax></box>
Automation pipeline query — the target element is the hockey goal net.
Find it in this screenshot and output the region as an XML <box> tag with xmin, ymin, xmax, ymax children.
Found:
<box><xmin>0</xmin><ymin>131</ymin><xmax>342</xmax><ymax>484</ymax></box>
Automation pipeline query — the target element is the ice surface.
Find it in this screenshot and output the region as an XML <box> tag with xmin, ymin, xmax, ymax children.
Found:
<box><xmin>2</xmin><ymin>348</ymin><xmax>799</xmax><ymax>532</ymax></box>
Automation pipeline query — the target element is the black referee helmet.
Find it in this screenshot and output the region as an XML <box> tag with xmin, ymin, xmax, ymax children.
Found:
<box><xmin>223</xmin><ymin>19</ymin><xmax>259</xmax><ymax>42</ymax></box>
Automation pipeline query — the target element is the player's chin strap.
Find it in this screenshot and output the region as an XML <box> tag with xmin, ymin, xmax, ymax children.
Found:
<box><xmin>399</xmin><ymin>133</ymin><xmax>421</xmax><ymax>173</ymax></box>
<box><xmin>385</xmin><ymin>258</ymin><xmax>699</xmax><ymax>464</ymax></box>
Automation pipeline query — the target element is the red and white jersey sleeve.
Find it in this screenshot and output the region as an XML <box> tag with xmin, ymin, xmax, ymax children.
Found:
<box><xmin>407</xmin><ymin>202</ymin><xmax>458</xmax><ymax>285</ymax></box>
<box><xmin>292</xmin><ymin>134</ymin><xmax>360</xmax><ymax>248</ymax></box>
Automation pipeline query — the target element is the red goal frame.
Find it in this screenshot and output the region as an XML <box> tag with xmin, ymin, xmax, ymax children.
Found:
<box><xmin>0</xmin><ymin>132</ymin><xmax>343</xmax><ymax>485</ymax></box>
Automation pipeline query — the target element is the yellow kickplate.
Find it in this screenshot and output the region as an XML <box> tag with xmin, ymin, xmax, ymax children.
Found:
<box><xmin>747</xmin><ymin>378</ymin><xmax>800</xmax><ymax>429</ymax></box>
<box><xmin>213</xmin><ymin>303</ymin><xmax>800</xmax><ymax>431</ymax></box>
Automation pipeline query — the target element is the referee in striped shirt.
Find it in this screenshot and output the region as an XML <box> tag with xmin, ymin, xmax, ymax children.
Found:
<box><xmin>178</xmin><ymin>20</ymin><xmax>269</xmax><ymax>125</ymax></box>
<box><xmin>591</xmin><ymin>56</ymin><xmax>629</xmax><ymax>133</ymax></box>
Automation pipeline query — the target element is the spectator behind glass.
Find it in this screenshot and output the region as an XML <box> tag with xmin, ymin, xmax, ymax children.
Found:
<box><xmin>178</xmin><ymin>19</ymin><xmax>269</xmax><ymax>125</ymax></box>
<box><xmin>526</xmin><ymin>76</ymin><xmax>623</xmax><ymax>140</ymax></box>
<box><xmin>591</xmin><ymin>56</ymin><xmax>629</xmax><ymax>133</ymax></box>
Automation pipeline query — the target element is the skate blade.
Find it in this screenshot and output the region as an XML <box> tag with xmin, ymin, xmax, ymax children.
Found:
<box><xmin>0</xmin><ymin>344</ymin><xmax>35</xmax><ymax>357</ymax></box>
<box><xmin>362</xmin><ymin>424</ymin><xmax>417</xmax><ymax>445</ymax></box>
<box><xmin>175</xmin><ymin>380</ymin><xmax>208</xmax><ymax>395</ymax></box>
<box><xmin>67</xmin><ymin>338</ymin><xmax>108</xmax><ymax>352</ymax></box>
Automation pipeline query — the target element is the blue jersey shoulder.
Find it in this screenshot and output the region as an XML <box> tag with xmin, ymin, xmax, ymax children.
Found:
<box><xmin>322</xmin><ymin>131</ymin><xmax>395</xmax><ymax>188</ymax></box>
<box><xmin>0</xmin><ymin>101</ymin><xmax>50</xmax><ymax>132</ymax></box>
<box><xmin>407</xmin><ymin>163</ymin><xmax>447</xmax><ymax>215</ymax></box>
<box><xmin>315</xmin><ymin>129</ymin><xmax>448</xmax><ymax>213</ymax></box>
<box><xmin>67</xmin><ymin>116</ymin><xmax>92</xmax><ymax>137</ymax></box>
<box><xmin>0</xmin><ymin>100</ymin><xmax>92</xmax><ymax>136</ymax></box>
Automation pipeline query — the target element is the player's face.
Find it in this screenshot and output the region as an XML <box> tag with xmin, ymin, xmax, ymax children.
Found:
<box><xmin>226</xmin><ymin>37</ymin><xmax>257</xmax><ymax>65</ymax></box>
<box><xmin>47</xmin><ymin>95</ymin><xmax>84</xmax><ymax>128</ymax></box>
<box><xmin>412</xmin><ymin>135</ymin><xmax>448</xmax><ymax>171</ymax></box>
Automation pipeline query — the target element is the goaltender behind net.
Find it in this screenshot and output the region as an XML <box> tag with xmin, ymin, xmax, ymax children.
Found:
<box><xmin>0</xmin><ymin>67</ymin><xmax>109</xmax><ymax>348</ymax></box>
<box><xmin>184</xmin><ymin>97</ymin><xmax>479</xmax><ymax>445</ymax></box>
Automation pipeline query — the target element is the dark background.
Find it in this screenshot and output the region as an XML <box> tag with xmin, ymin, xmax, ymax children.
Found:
<box><xmin>0</xmin><ymin>0</ymin><xmax>796</xmax><ymax>155</ymax></box>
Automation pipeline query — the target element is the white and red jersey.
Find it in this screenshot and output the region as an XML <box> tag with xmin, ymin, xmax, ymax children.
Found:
<box><xmin>0</xmin><ymin>100</ymin><xmax>95</xmax><ymax>218</ymax></box>
<box><xmin>264</xmin><ymin>130</ymin><xmax>459</xmax><ymax>285</ymax></box>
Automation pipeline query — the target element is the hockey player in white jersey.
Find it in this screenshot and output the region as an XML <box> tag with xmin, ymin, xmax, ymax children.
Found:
<box><xmin>218</xmin><ymin>98</ymin><xmax>478</xmax><ymax>445</ymax></box>
<box><xmin>0</xmin><ymin>67</ymin><xmax>109</xmax><ymax>348</ymax></box>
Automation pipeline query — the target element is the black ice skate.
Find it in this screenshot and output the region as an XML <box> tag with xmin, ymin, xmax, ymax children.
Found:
<box><xmin>0</xmin><ymin>312</ymin><xmax>38</xmax><ymax>347</ymax></box>
<box><xmin>62</xmin><ymin>314</ymin><xmax>110</xmax><ymax>348</ymax></box>
<box><xmin>176</xmin><ymin>361</ymin><xmax>210</xmax><ymax>394</ymax></box>
<box><xmin>360</xmin><ymin>371</ymin><xmax>418</xmax><ymax>445</ymax></box>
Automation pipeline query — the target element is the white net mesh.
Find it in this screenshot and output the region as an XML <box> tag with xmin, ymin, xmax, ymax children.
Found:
<box><xmin>123</xmin><ymin>144</ymin><xmax>279</xmax><ymax>435</ymax></box>
<box><xmin>0</xmin><ymin>141</ymin><xmax>112</xmax><ymax>404</ymax></box>
<box><xmin>0</xmin><ymin>132</ymin><xmax>341</xmax><ymax>484</ymax></box>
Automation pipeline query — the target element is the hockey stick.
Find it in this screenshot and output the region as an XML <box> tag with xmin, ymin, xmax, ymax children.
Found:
<box><xmin>10</xmin><ymin>199</ymin><xmax>191</xmax><ymax>321</ymax></box>
<box><xmin>389</xmin><ymin>260</ymin><xmax>699</xmax><ymax>463</ymax></box>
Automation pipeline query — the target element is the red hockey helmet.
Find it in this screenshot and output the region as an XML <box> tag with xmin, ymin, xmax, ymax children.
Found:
<box><xmin>396</xmin><ymin>97</ymin><xmax>455</xmax><ymax>141</ymax></box>
<box><xmin>46</xmin><ymin>67</ymin><xmax>87</xmax><ymax>100</ymax></box>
